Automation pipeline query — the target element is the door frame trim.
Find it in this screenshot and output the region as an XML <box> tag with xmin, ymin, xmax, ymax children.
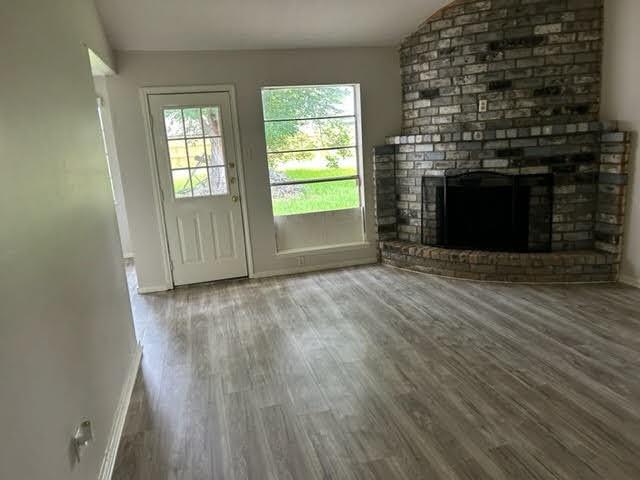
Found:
<box><xmin>139</xmin><ymin>85</ymin><xmax>254</xmax><ymax>288</ymax></box>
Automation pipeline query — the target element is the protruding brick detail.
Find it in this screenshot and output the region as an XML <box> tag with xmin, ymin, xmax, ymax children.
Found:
<box><xmin>381</xmin><ymin>241</ymin><xmax>619</xmax><ymax>283</ymax></box>
<box><xmin>595</xmin><ymin>131</ymin><xmax>631</xmax><ymax>254</ymax></box>
<box><xmin>372</xmin><ymin>145</ymin><xmax>397</xmax><ymax>242</ymax></box>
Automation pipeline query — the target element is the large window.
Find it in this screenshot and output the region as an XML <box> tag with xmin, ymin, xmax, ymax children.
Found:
<box><xmin>261</xmin><ymin>85</ymin><xmax>362</xmax><ymax>216</ymax></box>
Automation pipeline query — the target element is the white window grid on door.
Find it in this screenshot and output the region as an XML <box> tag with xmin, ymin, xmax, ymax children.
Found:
<box><xmin>162</xmin><ymin>106</ymin><xmax>229</xmax><ymax>198</ymax></box>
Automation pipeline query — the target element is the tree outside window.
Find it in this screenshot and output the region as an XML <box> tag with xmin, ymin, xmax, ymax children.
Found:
<box><xmin>261</xmin><ymin>85</ymin><xmax>362</xmax><ymax>216</ymax></box>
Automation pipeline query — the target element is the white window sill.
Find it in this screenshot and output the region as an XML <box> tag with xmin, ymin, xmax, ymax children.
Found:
<box><xmin>276</xmin><ymin>241</ymin><xmax>372</xmax><ymax>257</ymax></box>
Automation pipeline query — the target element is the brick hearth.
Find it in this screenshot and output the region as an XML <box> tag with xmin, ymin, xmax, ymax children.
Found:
<box><xmin>380</xmin><ymin>240</ymin><xmax>618</xmax><ymax>283</ymax></box>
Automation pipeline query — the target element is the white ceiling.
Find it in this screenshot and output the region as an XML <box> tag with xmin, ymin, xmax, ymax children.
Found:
<box><xmin>96</xmin><ymin>0</ymin><xmax>448</xmax><ymax>51</ymax></box>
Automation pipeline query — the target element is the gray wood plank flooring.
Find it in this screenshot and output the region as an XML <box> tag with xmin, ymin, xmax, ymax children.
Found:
<box><xmin>112</xmin><ymin>263</ymin><xmax>640</xmax><ymax>479</ymax></box>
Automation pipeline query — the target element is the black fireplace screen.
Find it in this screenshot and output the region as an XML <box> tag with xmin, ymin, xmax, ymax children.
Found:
<box><xmin>422</xmin><ymin>171</ymin><xmax>553</xmax><ymax>253</ymax></box>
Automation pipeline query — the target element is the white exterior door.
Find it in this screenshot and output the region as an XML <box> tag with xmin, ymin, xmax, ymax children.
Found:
<box><xmin>149</xmin><ymin>92</ymin><xmax>248</xmax><ymax>285</ymax></box>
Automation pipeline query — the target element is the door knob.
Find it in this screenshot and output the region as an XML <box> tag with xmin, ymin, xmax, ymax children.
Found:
<box><xmin>232</xmin><ymin>195</ymin><xmax>239</xmax><ymax>202</ymax></box>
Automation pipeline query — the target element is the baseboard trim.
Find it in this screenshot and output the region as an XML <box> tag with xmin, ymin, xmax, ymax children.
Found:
<box><xmin>137</xmin><ymin>284</ymin><xmax>172</xmax><ymax>294</ymax></box>
<box><xmin>250</xmin><ymin>257</ymin><xmax>377</xmax><ymax>279</ymax></box>
<box><xmin>619</xmin><ymin>274</ymin><xmax>640</xmax><ymax>289</ymax></box>
<box><xmin>98</xmin><ymin>344</ymin><xmax>142</xmax><ymax>480</ymax></box>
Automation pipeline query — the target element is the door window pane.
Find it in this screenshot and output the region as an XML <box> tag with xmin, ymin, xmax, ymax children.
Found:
<box><xmin>172</xmin><ymin>169</ymin><xmax>192</xmax><ymax>198</ymax></box>
<box><xmin>208</xmin><ymin>167</ymin><xmax>228</xmax><ymax>195</ymax></box>
<box><xmin>168</xmin><ymin>139</ymin><xmax>189</xmax><ymax>168</ymax></box>
<box><xmin>202</xmin><ymin>107</ymin><xmax>221</xmax><ymax>136</ymax></box>
<box><xmin>162</xmin><ymin>106</ymin><xmax>229</xmax><ymax>198</ymax></box>
<box><xmin>190</xmin><ymin>168</ymin><xmax>211</xmax><ymax>196</ymax></box>
<box><xmin>163</xmin><ymin>109</ymin><xmax>184</xmax><ymax>138</ymax></box>
<box><xmin>183</xmin><ymin>108</ymin><xmax>203</xmax><ymax>137</ymax></box>
<box><xmin>186</xmin><ymin>139</ymin><xmax>207</xmax><ymax>168</ymax></box>
<box><xmin>206</xmin><ymin>137</ymin><xmax>225</xmax><ymax>166</ymax></box>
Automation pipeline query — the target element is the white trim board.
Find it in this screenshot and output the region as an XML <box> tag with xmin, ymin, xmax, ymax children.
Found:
<box><xmin>137</xmin><ymin>284</ymin><xmax>172</xmax><ymax>294</ymax></box>
<box><xmin>276</xmin><ymin>241</ymin><xmax>372</xmax><ymax>257</ymax></box>
<box><xmin>139</xmin><ymin>90</ymin><xmax>174</xmax><ymax>290</ymax></box>
<box><xmin>250</xmin><ymin>256</ymin><xmax>377</xmax><ymax>279</ymax></box>
<box><xmin>619</xmin><ymin>274</ymin><xmax>640</xmax><ymax>289</ymax></box>
<box><xmin>98</xmin><ymin>344</ymin><xmax>142</xmax><ymax>480</ymax></box>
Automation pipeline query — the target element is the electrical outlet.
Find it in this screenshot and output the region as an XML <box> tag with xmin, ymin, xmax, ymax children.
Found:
<box><xmin>478</xmin><ymin>99</ymin><xmax>488</xmax><ymax>113</ymax></box>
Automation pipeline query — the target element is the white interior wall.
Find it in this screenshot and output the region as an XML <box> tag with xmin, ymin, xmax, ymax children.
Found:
<box><xmin>602</xmin><ymin>0</ymin><xmax>640</xmax><ymax>286</ymax></box>
<box><xmin>94</xmin><ymin>76</ymin><xmax>134</xmax><ymax>258</ymax></box>
<box><xmin>274</xmin><ymin>208</ymin><xmax>365</xmax><ymax>253</ymax></box>
<box><xmin>0</xmin><ymin>1</ymin><xmax>138</xmax><ymax>479</ymax></box>
<box><xmin>105</xmin><ymin>48</ymin><xmax>401</xmax><ymax>290</ymax></box>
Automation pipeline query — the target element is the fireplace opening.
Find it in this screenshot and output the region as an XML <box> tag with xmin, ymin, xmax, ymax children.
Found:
<box><xmin>422</xmin><ymin>171</ymin><xmax>553</xmax><ymax>253</ymax></box>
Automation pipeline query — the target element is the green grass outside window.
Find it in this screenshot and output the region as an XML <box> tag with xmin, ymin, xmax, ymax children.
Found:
<box><xmin>271</xmin><ymin>167</ymin><xmax>360</xmax><ymax>216</ymax></box>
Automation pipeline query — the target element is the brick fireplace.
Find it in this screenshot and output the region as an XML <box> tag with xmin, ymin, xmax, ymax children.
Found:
<box><xmin>373</xmin><ymin>0</ymin><xmax>632</xmax><ymax>283</ymax></box>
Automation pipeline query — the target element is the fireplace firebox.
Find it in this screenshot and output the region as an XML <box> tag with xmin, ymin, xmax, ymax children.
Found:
<box><xmin>421</xmin><ymin>171</ymin><xmax>553</xmax><ymax>253</ymax></box>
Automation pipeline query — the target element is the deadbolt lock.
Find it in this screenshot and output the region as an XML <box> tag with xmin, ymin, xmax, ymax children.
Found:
<box><xmin>229</xmin><ymin>162</ymin><xmax>236</xmax><ymax>168</ymax></box>
<box><xmin>230</xmin><ymin>177</ymin><xmax>236</xmax><ymax>184</ymax></box>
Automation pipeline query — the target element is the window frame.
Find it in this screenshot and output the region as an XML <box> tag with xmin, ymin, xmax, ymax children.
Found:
<box><xmin>261</xmin><ymin>83</ymin><xmax>364</xmax><ymax>216</ymax></box>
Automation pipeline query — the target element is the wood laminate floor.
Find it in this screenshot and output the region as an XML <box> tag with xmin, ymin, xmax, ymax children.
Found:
<box><xmin>112</xmin><ymin>263</ymin><xmax>640</xmax><ymax>480</ymax></box>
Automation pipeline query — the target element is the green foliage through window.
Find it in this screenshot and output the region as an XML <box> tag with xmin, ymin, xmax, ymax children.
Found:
<box><xmin>261</xmin><ymin>85</ymin><xmax>361</xmax><ymax>216</ymax></box>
